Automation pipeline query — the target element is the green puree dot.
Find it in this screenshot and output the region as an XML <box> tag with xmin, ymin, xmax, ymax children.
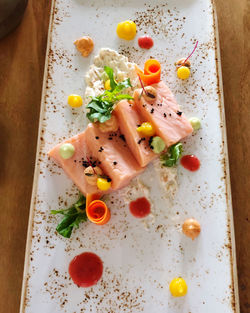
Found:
<box><xmin>59</xmin><ymin>143</ymin><xmax>75</xmax><ymax>159</ymax></box>
<box><xmin>189</xmin><ymin>117</ymin><xmax>201</xmax><ymax>131</ymax></box>
<box><xmin>151</xmin><ymin>136</ymin><xmax>166</xmax><ymax>154</ymax></box>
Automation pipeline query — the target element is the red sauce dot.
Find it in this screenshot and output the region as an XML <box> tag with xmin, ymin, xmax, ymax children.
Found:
<box><xmin>69</xmin><ymin>252</ymin><xmax>103</xmax><ymax>287</ymax></box>
<box><xmin>129</xmin><ymin>197</ymin><xmax>151</xmax><ymax>218</ymax></box>
<box><xmin>181</xmin><ymin>155</ymin><xmax>200</xmax><ymax>171</ymax></box>
<box><xmin>138</xmin><ymin>35</ymin><xmax>154</xmax><ymax>49</ymax></box>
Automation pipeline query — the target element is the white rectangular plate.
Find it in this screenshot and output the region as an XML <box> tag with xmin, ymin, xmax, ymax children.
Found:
<box><xmin>20</xmin><ymin>0</ymin><xmax>239</xmax><ymax>312</ymax></box>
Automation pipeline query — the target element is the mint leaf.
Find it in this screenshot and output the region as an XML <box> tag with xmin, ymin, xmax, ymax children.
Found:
<box><xmin>86</xmin><ymin>68</ymin><xmax>133</xmax><ymax>123</ymax></box>
<box><xmin>51</xmin><ymin>194</ymin><xmax>87</xmax><ymax>238</ymax></box>
<box><xmin>104</xmin><ymin>66</ymin><xmax>117</xmax><ymax>91</ymax></box>
<box><xmin>161</xmin><ymin>142</ymin><xmax>183</xmax><ymax>167</ymax></box>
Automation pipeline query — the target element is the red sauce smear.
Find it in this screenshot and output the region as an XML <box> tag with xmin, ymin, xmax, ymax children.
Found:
<box><xmin>129</xmin><ymin>197</ymin><xmax>151</xmax><ymax>218</ymax></box>
<box><xmin>138</xmin><ymin>36</ymin><xmax>154</xmax><ymax>49</ymax></box>
<box><xmin>181</xmin><ymin>155</ymin><xmax>200</xmax><ymax>171</ymax></box>
<box><xmin>69</xmin><ymin>252</ymin><xmax>103</xmax><ymax>287</ymax></box>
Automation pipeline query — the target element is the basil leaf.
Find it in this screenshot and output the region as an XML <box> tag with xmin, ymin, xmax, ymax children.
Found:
<box><xmin>104</xmin><ymin>66</ymin><xmax>117</xmax><ymax>91</ymax></box>
<box><xmin>171</xmin><ymin>142</ymin><xmax>182</xmax><ymax>161</ymax></box>
<box><xmin>87</xmin><ymin>101</ymin><xmax>107</xmax><ymax>113</ymax></box>
<box><xmin>86</xmin><ymin>68</ymin><xmax>133</xmax><ymax>123</ymax></box>
<box><xmin>51</xmin><ymin>194</ymin><xmax>87</xmax><ymax>238</ymax></box>
<box><xmin>99</xmin><ymin>113</ymin><xmax>111</xmax><ymax>123</ymax></box>
<box><xmin>161</xmin><ymin>142</ymin><xmax>183</xmax><ymax>167</ymax></box>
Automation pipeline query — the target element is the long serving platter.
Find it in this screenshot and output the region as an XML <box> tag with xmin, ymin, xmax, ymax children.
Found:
<box><xmin>20</xmin><ymin>0</ymin><xmax>239</xmax><ymax>312</ymax></box>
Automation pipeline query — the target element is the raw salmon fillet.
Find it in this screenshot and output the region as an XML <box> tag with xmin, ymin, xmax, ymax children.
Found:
<box><xmin>85</xmin><ymin>123</ymin><xmax>143</xmax><ymax>190</ymax></box>
<box><xmin>114</xmin><ymin>100</ymin><xmax>157</xmax><ymax>167</ymax></box>
<box><xmin>133</xmin><ymin>81</ymin><xmax>193</xmax><ymax>147</ymax></box>
<box><xmin>48</xmin><ymin>131</ymin><xmax>104</xmax><ymax>195</ymax></box>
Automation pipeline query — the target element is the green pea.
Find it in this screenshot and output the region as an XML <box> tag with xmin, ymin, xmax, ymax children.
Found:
<box><xmin>59</xmin><ymin>143</ymin><xmax>75</xmax><ymax>159</ymax></box>
<box><xmin>189</xmin><ymin>117</ymin><xmax>201</xmax><ymax>131</ymax></box>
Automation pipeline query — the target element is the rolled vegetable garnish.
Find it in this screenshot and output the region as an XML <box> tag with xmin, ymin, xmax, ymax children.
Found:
<box><xmin>86</xmin><ymin>193</ymin><xmax>101</xmax><ymax>209</ymax></box>
<box><xmin>136</xmin><ymin>59</ymin><xmax>161</xmax><ymax>85</ymax></box>
<box><xmin>86</xmin><ymin>200</ymin><xmax>111</xmax><ymax>225</ymax></box>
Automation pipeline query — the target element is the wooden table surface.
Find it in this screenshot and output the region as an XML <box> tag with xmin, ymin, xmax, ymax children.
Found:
<box><xmin>0</xmin><ymin>0</ymin><xmax>249</xmax><ymax>312</ymax></box>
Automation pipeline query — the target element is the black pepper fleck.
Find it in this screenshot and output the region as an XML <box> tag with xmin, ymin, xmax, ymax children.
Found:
<box><xmin>119</xmin><ymin>134</ymin><xmax>126</xmax><ymax>142</ymax></box>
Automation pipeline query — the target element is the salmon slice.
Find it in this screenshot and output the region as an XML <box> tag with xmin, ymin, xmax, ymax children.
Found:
<box><xmin>133</xmin><ymin>81</ymin><xmax>193</xmax><ymax>147</ymax></box>
<box><xmin>48</xmin><ymin>131</ymin><xmax>106</xmax><ymax>196</ymax></box>
<box><xmin>114</xmin><ymin>100</ymin><xmax>157</xmax><ymax>167</ymax></box>
<box><xmin>85</xmin><ymin>123</ymin><xmax>144</xmax><ymax>190</ymax></box>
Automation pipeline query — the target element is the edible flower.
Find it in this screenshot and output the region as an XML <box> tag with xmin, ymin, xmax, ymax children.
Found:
<box><xmin>86</xmin><ymin>200</ymin><xmax>111</xmax><ymax>225</ymax></box>
<box><xmin>116</xmin><ymin>20</ymin><xmax>137</xmax><ymax>40</ymax></box>
<box><xmin>136</xmin><ymin>59</ymin><xmax>161</xmax><ymax>85</ymax></box>
<box><xmin>51</xmin><ymin>194</ymin><xmax>87</xmax><ymax>238</ymax></box>
<box><xmin>86</xmin><ymin>66</ymin><xmax>133</xmax><ymax>123</ymax></box>
<box><xmin>169</xmin><ymin>277</ymin><xmax>188</xmax><ymax>297</ymax></box>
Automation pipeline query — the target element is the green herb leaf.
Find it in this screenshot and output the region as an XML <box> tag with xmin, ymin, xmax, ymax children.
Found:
<box><xmin>114</xmin><ymin>94</ymin><xmax>133</xmax><ymax>101</ymax></box>
<box><xmin>112</xmin><ymin>78</ymin><xmax>132</xmax><ymax>94</ymax></box>
<box><xmin>86</xmin><ymin>67</ymin><xmax>133</xmax><ymax>123</ymax></box>
<box><xmin>51</xmin><ymin>194</ymin><xmax>87</xmax><ymax>238</ymax></box>
<box><xmin>160</xmin><ymin>142</ymin><xmax>183</xmax><ymax>167</ymax></box>
<box><xmin>104</xmin><ymin>66</ymin><xmax>117</xmax><ymax>91</ymax></box>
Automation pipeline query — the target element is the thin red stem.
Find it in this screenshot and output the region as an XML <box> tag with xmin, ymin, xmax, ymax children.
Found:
<box><xmin>137</xmin><ymin>74</ymin><xmax>148</xmax><ymax>95</ymax></box>
<box><xmin>86</xmin><ymin>156</ymin><xmax>96</xmax><ymax>174</ymax></box>
<box><xmin>183</xmin><ymin>41</ymin><xmax>198</xmax><ymax>64</ymax></box>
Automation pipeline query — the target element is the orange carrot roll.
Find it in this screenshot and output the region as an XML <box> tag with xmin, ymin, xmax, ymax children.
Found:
<box><xmin>86</xmin><ymin>200</ymin><xmax>111</xmax><ymax>225</ymax></box>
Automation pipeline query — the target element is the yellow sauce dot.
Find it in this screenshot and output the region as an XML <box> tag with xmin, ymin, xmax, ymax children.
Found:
<box><xmin>116</xmin><ymin>20</ymin><xmax>137</xmax><ymax>40</ymax></box>
<box><xmin>169</xmin><ymin>277</ymin><xmax>188</xmax><ymax>297</ymax></box>
<box><xmin>177</xmin><ymin>66</ymin><xmax>190</xmax><ymax>80</ymax></box>
<box><xmin>137</xmin><ymin>122</ymin><xmax>155</xmax><ymax>137</ymax></box>
<box><xmin>97</xmin><ymin>178</ymin><xmax>111</xmax><ymax>191</ymax></box>
<box><xmin>68</xmin><ymin>94</ymin><xmax>83</xmax><ymax>108</ymax></box>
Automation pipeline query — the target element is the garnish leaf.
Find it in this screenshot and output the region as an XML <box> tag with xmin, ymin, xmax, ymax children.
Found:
<box><xmin>51</xmin><ymin>194</ymin><xmax>87</xmax><ymax>238</ymax></box>
<box><xmin>104</xmin><ymin>66</ymin><xmax>117</xmax><ymax>91</ymax></box>
<box><xmin>160</xmin><ymin>142</ymin><xmax>183</xmax><ymax>167</ymax></box>
<box><xmin>86</xmin><ymin>67</ymin><xmax>133</xmax><ymax>123</ymax></box>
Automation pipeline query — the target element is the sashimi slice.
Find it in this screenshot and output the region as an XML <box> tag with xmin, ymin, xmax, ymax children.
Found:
<box><xmin>48</xmin><ymin>131</ymin><xmax>106</xmax><ymax>195</ymax></box>
<box><xmin>85</xmin><ymin>123</ymin><xmax>144</xmax><ymax>190</ymax></box>
<box><xmin>133</xmin><ymin>81</ymin><xmax>193</xmax><ymax>147</ymax></box>
<box><xmin>114</xmin><ymin>100</ymin><xmax>157</xmax><ymax>167</ymax></box>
